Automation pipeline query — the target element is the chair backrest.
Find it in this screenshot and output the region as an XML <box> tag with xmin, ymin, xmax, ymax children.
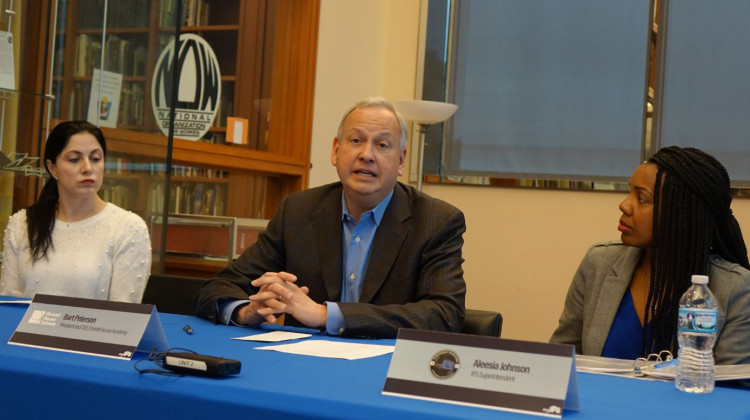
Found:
<box><xmin>141</xmin><ymin>274</ymin><xmax>208</xmax><ymax>315</ymax></box>
<box><xmin>461</xmin><ymin>308</ymin><xmax>503</xmax><ymax>337</ymax></box>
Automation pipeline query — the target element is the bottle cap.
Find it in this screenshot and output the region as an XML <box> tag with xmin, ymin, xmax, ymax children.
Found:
<box><xmin>691</xmin><ymin>274</ymin><xmax>709</xmax><ymax>284</ymax></box>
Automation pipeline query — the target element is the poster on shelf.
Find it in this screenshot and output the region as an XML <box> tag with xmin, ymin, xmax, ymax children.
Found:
<box><xmin>87</xmin><ymin>69</ymin><xmax>123</xmax><ymax>128</ymax></box>
<box><xmin>0</xmin><ymin>31</ymin><xmax>15</xmax><ymax>90</ymax></box>
<box><xmin>151</xmin><ymin>34</ymin><xmax>222</xmax><ymax>141</ymax></box>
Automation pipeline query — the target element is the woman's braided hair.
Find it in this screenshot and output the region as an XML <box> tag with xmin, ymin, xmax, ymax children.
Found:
<box><xmin>643</xmin><ymin>146</ymin><xmax>749</xmax><ymax>355</ymax></box>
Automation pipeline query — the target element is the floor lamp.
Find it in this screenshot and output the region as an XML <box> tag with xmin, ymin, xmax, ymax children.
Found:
<box><xmin>394</xmin><ymin>100</ymin><xmax>458</xmax><ymax>190</ymax></box>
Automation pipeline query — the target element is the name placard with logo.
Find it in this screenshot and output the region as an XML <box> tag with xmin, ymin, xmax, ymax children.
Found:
<box><xmin>383</xmin><ymin>329</ymin><xmax>579</xmax><ymax>418</ymax></box>
<box><xmin>8</xmin><ymin>294</ymin><xmax>168</xmax><ymax>360</ymax></box>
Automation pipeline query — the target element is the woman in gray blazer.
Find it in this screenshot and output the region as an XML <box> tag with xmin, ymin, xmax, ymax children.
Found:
<box><xmin>551</xmin><ymin>146</ymin><xmax>750</xmax><ymax>365</ymax></box>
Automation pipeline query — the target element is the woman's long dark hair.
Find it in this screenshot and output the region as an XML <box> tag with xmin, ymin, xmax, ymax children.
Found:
<box><xmin>26</xmin><ymin>121</ymin><xmax>106</xmax><ymax>261</ymax></box>
<box><xmin>643</xmin><ymin>146</ymin><xmax>749</xmax><ymax>355</ymax></box>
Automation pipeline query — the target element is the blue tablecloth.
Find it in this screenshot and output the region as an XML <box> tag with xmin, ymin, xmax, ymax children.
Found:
<box><xmin>0</xmin><ymin>299</ymin><xmax>747</xmax><ymax>419</ymax></box>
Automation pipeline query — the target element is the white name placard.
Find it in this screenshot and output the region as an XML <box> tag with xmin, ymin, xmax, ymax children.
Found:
<box><xmin>383</xmin><ymin>329</ymin><xmax>579</xmax><ymax>418</ymax></box>
<box><xmin>8</xmin><ymin>294</ymin><xmax>168</xmax><ymax>360</ymax></box>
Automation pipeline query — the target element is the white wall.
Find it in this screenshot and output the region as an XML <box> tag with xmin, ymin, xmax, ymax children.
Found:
<box><xmin>310</xmin><ymin>0</ymin><xmax>421</xmax><ymax>188</ymax></box>
<box><xmin>311</xmin><ymin>0</ymin><xmax>750</xmax><ymax>342</ymax></box>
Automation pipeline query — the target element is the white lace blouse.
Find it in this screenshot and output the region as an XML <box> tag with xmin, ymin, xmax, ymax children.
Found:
<box><xmin>1</xmin><ymin>203</ymin><xmax>151</xmax><ymax>303</ymax></box>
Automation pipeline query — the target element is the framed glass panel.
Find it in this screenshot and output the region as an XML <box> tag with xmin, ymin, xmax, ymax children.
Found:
<box><xmin>0</xmin><ymin>0</ymin><xmax>319</xmax><ymax>277</ymax></box>
<box><xmin>422</xmin><ymin>0</ymin><xmax>652</xmax><ymax>188</ymax></box>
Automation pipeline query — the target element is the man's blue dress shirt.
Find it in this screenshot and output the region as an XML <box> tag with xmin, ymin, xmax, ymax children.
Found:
<box><xmin>219</xmin><ymin>189</ymin><xmax>394</xmax><ymax>335</ymax></box>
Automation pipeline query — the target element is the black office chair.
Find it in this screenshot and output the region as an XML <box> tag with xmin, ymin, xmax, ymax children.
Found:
<box><xmin>142</xmin><ymin>274</ymin><xmax>208</xmax><ymax>315</ymax></box>
<box><xmin>461</xmin><ymin>308</ymin><xmax>503</xmax><ymax>337</ymax></box>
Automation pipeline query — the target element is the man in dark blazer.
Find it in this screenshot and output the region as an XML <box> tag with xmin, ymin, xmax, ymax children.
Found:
<box><xmin>193</xmin><ymin>97</ymin><xmax>466</xmax><ymax>338</ymax></box>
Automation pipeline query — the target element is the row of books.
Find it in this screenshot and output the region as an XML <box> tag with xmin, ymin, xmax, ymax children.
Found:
<box><xmin>160</xmin><ymin>0</ymin><xmax>213</xmax><ymax>28</ymax></box>
<box><xmin>74</xmin><ymin>34</ymin><xmax>148</xmax><ymax>78</ymax></box>
<box><xmin>103</xmin><ymin>179</ymin><xmax>227</xmax><ymax>217</ymax></box>
<box><xmin>106</xmin><ymin>35</ymin><xmax>148</xmax><ymax>77</ymax></box>
<box><xmin>119</xmin><ymin>82</ymin><xmax>146</xmax><ymax>126</ymax></box>
<box><xmin>105</xmin><ymin>157</ymin><xmax>230</xmax><ymax>180</ymax></box>
<box><xmin>99</xmin><ymin>182</ymin><xmax>132</xmax><ymax>210</ymax></box>
<box><xmin>73</xmin><ymin>35</ymin><xmax>101</xmax><ymax>78</ymax></box>
<box><xmin>104</xmin><ymin>157</ymin><xmax>161</xmax><ymax>175</ymax></box>
<box><xmin>147</xmin><ymin>182</ymin><xmax>166</xmax><ymax>215</ymax></box>
<box><xmin>68</xmin><ymin>82</ymin><xmax>90</xmax><ymax>121</ymax></box>
<box><xmin>169</xmin><ymin>182</ymin><xmax>227</xmax><ymax>216</ymax></box>
<box><xmin>171</xmin><ymin>165</ymin><xmax>230</xmax><ymax>179</ymax></box>
<box><xmin>77</xmin><ymin>0</ymin><xmax>151</xmax><ymax>29</ymax></box>
<box><xmin>68</xmin><ymin>80</ymin><xmax>145</xmax><ymax>126</ymax></box>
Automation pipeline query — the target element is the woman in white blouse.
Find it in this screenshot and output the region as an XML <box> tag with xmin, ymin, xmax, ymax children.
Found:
<box><xmin>1</xmin><ymin>121</ymin><xmax>151</xmax><ymax>302</ymax></box>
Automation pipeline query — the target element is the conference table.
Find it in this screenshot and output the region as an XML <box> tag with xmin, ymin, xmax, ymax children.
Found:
<box><xmin>0</xmin><ymin>299</ymin><xmax>748</xmax><ymax>419</ymax></box>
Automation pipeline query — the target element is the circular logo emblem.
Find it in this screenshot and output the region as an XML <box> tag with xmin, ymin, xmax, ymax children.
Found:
<box><xmin>429</xmin><ymin>350</ymin><xmax>460</xmax><ymax>379</ymax></box>
<box><xmin>151</xmin><ymin>33</ymin><xmax>222</xmax><ymax>141</ymax></box>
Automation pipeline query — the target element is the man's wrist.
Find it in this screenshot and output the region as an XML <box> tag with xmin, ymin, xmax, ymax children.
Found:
<box><xmin>318</xmin><ymin>303</ymin><xmax>328</xmax><ymax>328</ymax></box>
<box><xmin>324</xmin><ymin>302</ymin><xmax>344</xmax><ymax>335</ymax></box>
<box><xmin>231</xmin><ymin>302</ymin><xmax>251</xmax><ymax>325</ymax></box>
<box><xmin>218</xmin><ymin>299</ymin><xmax>250</xmax><ymax>325</ymax></box>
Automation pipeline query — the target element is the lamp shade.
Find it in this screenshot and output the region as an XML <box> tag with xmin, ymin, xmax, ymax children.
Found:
<box><xmin>394</xmin><ymin>100</ymin><xmax>458</xmax><ymax>124</ymax></box>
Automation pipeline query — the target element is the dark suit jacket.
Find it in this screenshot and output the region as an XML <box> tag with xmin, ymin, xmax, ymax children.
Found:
<box><xmin>194</xmin><ymin>182</ymin><xmax>466</xmax><ymax>338</ymax></box>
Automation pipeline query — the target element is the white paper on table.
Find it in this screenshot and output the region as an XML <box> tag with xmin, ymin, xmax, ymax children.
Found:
<box><xmin>256</xmin><ymin>340</ymin><xmax>395</xmax><ymax>360</ymax></box>
<box><xmin>232</xmin><ymin>331</ymin><xmax>311</xmax><ymax>342</ymax></box>
<box><xmin>0</xmin><ymin>300</ymin><xmax>32</xmax><ymax>304</ymax></box>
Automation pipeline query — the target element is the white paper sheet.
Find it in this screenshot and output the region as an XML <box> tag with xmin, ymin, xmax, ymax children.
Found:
<box><xmin>0</xmin><ymin>31</ymin><xmax>15</xmax><ymax>90</ymax></box>
<box><xmin>256</xmin><ymin>340</ymin><xmax>395</xmax><ymax>360</ymax></box>
<box><xmin>87</xmin><ymin>69</ymin><xmax>123</xmax><ymax>128</ymax></box>
<box><xmin>0</xmin><ymin>300</ymin><xmax>32</xmax><ymax>304</ymax></box>
<box><xmin>232</xmin><ymin>331</ymin><xmax>311</xmax><ymax>342</ymax></box>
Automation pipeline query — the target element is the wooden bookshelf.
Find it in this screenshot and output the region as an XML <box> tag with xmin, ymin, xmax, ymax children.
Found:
<box><xmin>35</xmin><ymin>0</ymin><xmax>318</xmax><ymax>222</ymax></box>
<box><xmin>12</xmin><ymin>0</ymin><xmax>318</xmax><ymax>275</ymax></box>
<box><xmin>100</xmin><ymin>126</ymin><xmax>307</xmax><ymax>219</ymax></box>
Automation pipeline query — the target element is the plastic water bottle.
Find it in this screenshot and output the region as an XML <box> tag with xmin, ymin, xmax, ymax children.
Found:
<box><xmin>675</xmin><ymin>274</ymin><xmax>718</xmax><ymax>393</ymax></box>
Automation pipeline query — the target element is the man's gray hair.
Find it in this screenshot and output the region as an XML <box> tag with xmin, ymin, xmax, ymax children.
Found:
<box><xmin>336</xmin><ymin>97</ymin><xmax>409</xmax><ymax>151</ymax></box>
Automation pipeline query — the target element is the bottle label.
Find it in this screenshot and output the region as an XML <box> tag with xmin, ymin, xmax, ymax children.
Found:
<box><xmin>678</xmin><ymin>308</ymin><xmax>718</xmax><ymax>333</ymax></box>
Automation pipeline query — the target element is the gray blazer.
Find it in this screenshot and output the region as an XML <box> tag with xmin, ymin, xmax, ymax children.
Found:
<box><xmin>194</xmin><ymin>182</ymin><xmax>466</xmax><ymax>338</ymax></box>
<box><xmin>550</xmin><ymin>241</ymin><xmax>750</xmax><ymax>365</ymax></box>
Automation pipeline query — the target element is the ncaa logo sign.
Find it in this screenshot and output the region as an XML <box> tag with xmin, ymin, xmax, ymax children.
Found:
<box><xmin>151</xmin><ymin>34</ymin><xmax>221</xmax><ymax>141</ymax></box>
